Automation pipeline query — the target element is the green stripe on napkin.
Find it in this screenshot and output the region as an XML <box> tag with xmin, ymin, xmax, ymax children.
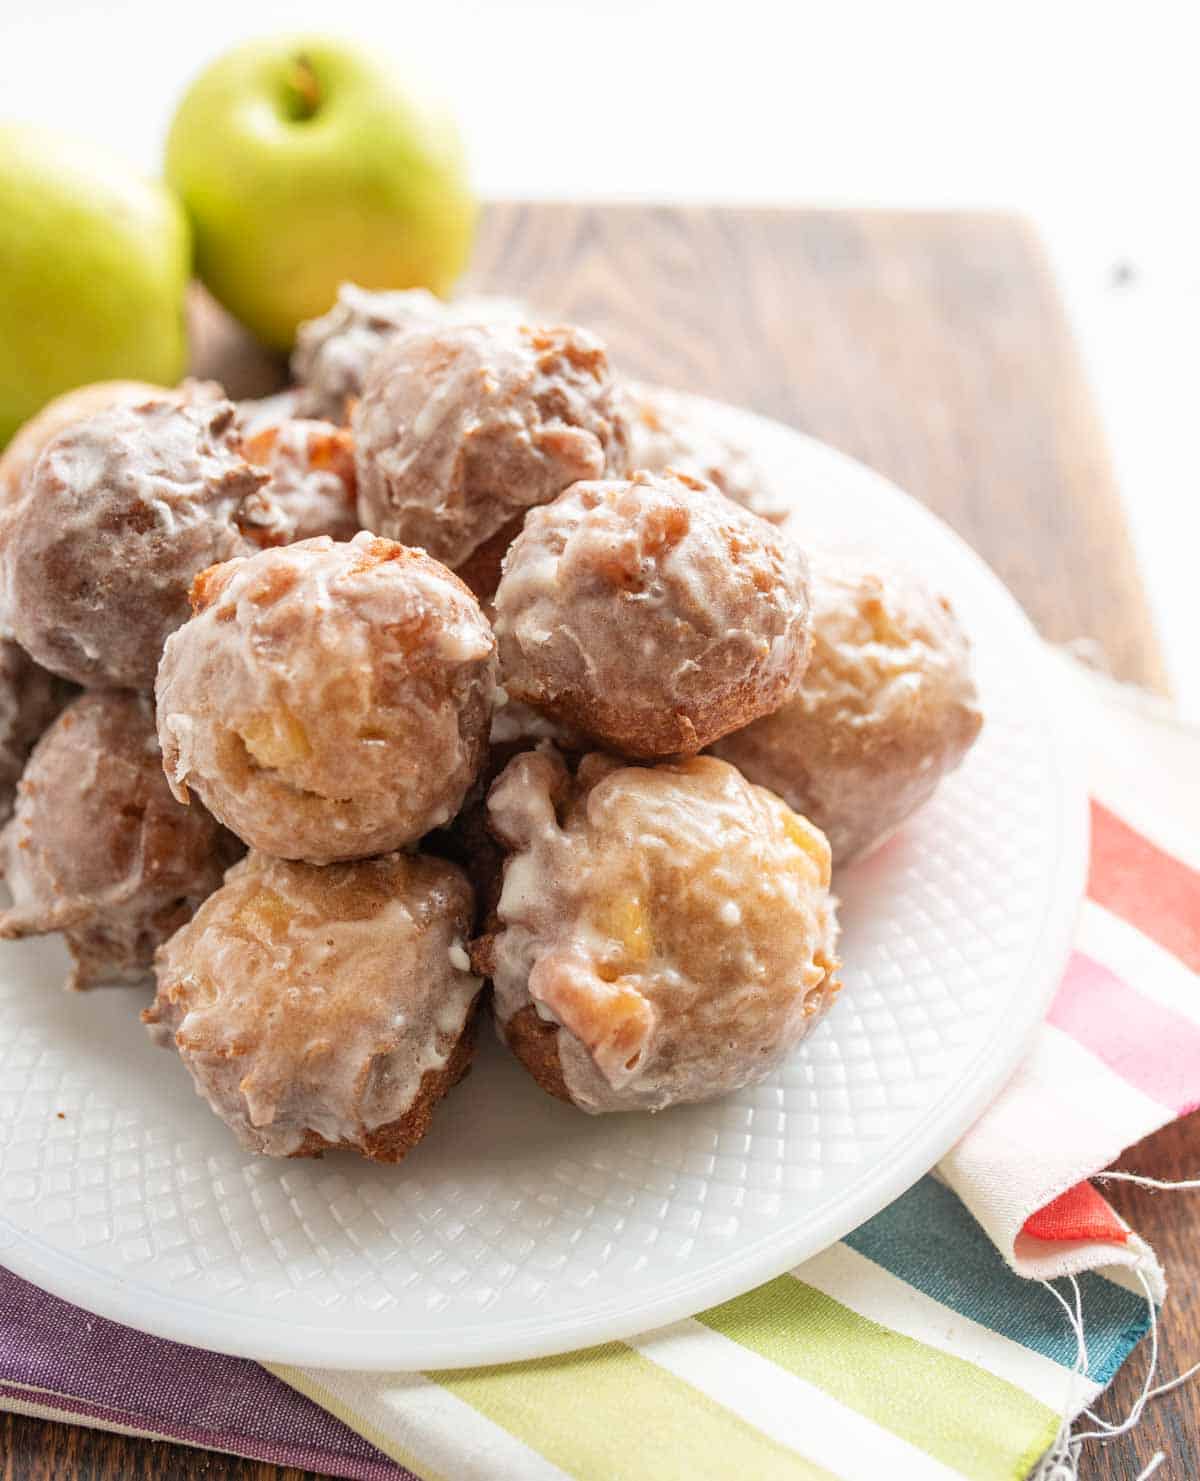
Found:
<box><xmin>697</xmin><ymin>1276</ymin><xmax>1060</xmax><ymax>1480</ymax></box>
<box><xmin>434</xmin><ymin>1340</ymin><xmax>836</xmax><ymax>1481</ymax></box>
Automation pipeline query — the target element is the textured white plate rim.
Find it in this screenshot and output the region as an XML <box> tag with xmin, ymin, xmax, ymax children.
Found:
<box><xmin>0</xmin><ymin>405</ymin><xmax>1090</xmax><ymax>1370</ymax></box>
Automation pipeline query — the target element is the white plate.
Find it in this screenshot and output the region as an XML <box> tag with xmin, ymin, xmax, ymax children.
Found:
<box><xmin>0</xmin><ymin>400</ymin><xmax>1087</xmax><ymax>1370</ymax></box>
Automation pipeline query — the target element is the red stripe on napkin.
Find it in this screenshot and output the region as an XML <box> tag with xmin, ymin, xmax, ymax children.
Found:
<box><xmin>1047</xmin><ymin>952</ymin><xmax>1200</xmax><ymax>1115</ymax></box>
<box><xmin>1022</xmin><ymin>1182</ymin><xmax>1129</xmax><ymax>1245</ymax></box>
<box><xmin>1088</xmin><ymin>800</ymin><xmax>1200</xmax><ymax>973</ymax></box>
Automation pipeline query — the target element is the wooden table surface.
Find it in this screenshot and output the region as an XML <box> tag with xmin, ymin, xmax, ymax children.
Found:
<box><xmin>5</xmin><ymin>204</ymin><xmax>1192</xmax><ymax>1480</ymax></box>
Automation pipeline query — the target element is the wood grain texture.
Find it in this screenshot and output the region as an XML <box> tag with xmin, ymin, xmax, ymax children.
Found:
<box><xmin>1080</xmin><ymin>1117</ymin><xmax>1200</xmax><ymax>1479</ymax></box>
<box><xmin>0</xmin><ymin>1412</ymin><xmax>322</xmax><ymax>1481</ymax></box>
<box><xmin>12</xmin><ymin>204</ymin><xmax>1187</xmax><ymax>1481</ymax></box>
<box><xmin>466</xmin><ymin>204</ymin><xmax>1169</xmax><ymax>691</ymax></box>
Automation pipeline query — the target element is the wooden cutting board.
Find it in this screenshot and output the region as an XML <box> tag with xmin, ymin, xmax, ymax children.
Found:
<box><xmin>7</xmin><ymin>205</ymin><xmax>1187</xmax><ymax>1481</ymax></box>
<box><xmin>191</xmin><ymin>203</ymin><xmax>1166</xmax><ymax>694</ymax></box>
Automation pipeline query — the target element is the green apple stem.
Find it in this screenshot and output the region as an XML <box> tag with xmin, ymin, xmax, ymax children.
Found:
<box><xmin>283</xmin><ymin>55</ymin><xmax>322</xmax><ymax>121</ymax></box>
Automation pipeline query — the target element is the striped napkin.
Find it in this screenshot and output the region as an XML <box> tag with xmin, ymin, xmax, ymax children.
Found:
<box><xmin>2</xmin><ymin>650</ymin><xmax>1196</xmax><ymax>1480</ymax></box>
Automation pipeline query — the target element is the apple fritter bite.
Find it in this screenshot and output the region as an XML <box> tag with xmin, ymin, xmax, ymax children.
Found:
<box><xmin>0</xmin><ymin>379</ymin><xmax>224</xmax><ymax>507</ymax></box>
<box><xmin>291</xmin><ymin>284</ymin><xmax>530</xmax><ymax>424</ymax></box>
<box><xmin>146</xmin><ymin>849</ymin><xmax>481</xmax><ymax>1161</ymax></box>
<box><xmin>0</xmin><ymin>691</ymin><xmax>239</xmax><ymax>989</ymax></box>
<box><xmin>156</xmin><ymin>533</ymin><xmax>497</xmax><ymax>864</ymax></box>
<box><xmin>493</xmin><ymin>471</ymin><xmax>812</xmax><ymax>758</ymax></box>
<box><xmin>475</xmin><ymin>749</ymin><xmax>841</xmax><ymax>1113</ymax></box>
<box><xmin>712</xmin><ymin>546</ymin><xmax>983</xmax><ymax>865</ymax></box>
<box><xmin>353</xmin><ymin>319</ymin><xmax>629</xmax><ymax>572</ymax></box>
<box><xmin>240</xmin><ymin>416</ymin><xmax>360</xmax><ymax>544</ymax></box>
<box><xmin>235</xmin><ymin>388</ymin><xmax>303</xmax><ymax>439</ymax></box>
<box><xmin>0</xmin><ymin>380</ymin><xmax>168</xmax><ymax>505</ymax></box>
<box><xmin>292</xmin><ymin>285</ymin><xmax>446</xmax><ymax>422</ymax></box>
<box><xmin>0</xmin><ymin>397</ymin><xmax>272</xmax><ymax>688</ymax></box>
<box><xmin>619</xmin><ymin>380</ymin><xmax>790</xmax><ymax>524</ymax></box>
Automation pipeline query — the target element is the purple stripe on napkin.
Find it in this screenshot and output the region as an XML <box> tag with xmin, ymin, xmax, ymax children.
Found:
<box><xmin>0</xmin><ymin>1265</ymin><xmax>410</xmax><ymax>1480</ymax></box>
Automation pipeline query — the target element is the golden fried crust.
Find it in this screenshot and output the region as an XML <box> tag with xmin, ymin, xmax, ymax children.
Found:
<box><xmin>712</xmin><ymin>548</ymin><xmax>983</xmax><ymax>864</ymax></box>
<box><xmin>291</xmin><ymin>285</ymin><xmax>447</xmax><ymax>421</ymax></box>
<box><xmin>353</xmin><ymin>321</ymin><xmax>630</xmax><ymax>570</ymax></box>
<box><xmin>501</xmin><ymin>1004</ymin><xmax>572</xmax><ymax>1106</ymax></box>
<box><xmin>157</xmin><ymin>533</ymin><xmax>497</xmax><ymax>864</ymax></box>
<box><xmin>519</xmin><ymin>657</ymin><xmax>803</xmax><ymax>760</ymax></box>
<box><xmin>291</xmin><ymin>1010</ymin><xmax>479</xmax><ymax>1163</ymax></box>
<box><xmin>0</xmin><ymin>691</ymin><xmax>239</xmax><ymax>989</ymax></box>
<box><xmin>618</xmin><ymin>381</ymin><xmax>790</xmax><ymax>524</ymax></box>
<box><xmin>147</xmin><ymin>849</ymin><xmax>482</xmax><ymax>1157</ymax></box>
<box><xmin>291</xmin><ymin>286</ymin><xmax>533</xmax><ymax>423</ymax></box>
<box><xmin>0</xmin><ymin>380</ymin><xmax>168</xmax><ymax>503</ymax></box>
<box><xmin>482</xmin><ymin>749</ymin><xmax>842</xmax><ymax>1114</ymax></box>
<box><xmin>240</xmin><ymin>419</ymin><xmax>360</xmax><ymax>545</ymax></box>
<box><xmin>493</xmin><ymin>472</ymin><xmax>812</xmax><ymax>760</ymax></box>
<box><xmin>0</xmin><ymin>397</ymin><xmax>270</xmax><ymax>688</ymax></box>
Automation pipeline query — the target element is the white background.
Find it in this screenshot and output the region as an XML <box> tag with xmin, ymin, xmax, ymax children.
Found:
<box><xmin>4</xmin><ymin>0</ymin><xmax>1198</xmax><ymax>714</ymax></box>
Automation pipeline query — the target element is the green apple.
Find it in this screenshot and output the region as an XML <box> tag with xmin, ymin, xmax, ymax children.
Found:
<box><xmin>166</xmin><ymin>36</ymin><xmax>477</xmax><ymax>351</ymax></box>
<box><xmin>0</xmin><ymin>125</ymin><xmax>191</xmax><ymax>448</ymax></box>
